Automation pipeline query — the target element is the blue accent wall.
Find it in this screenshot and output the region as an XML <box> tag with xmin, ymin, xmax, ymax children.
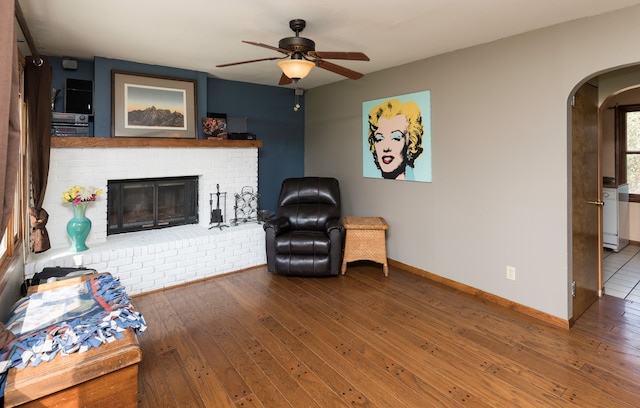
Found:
<box><xmin>50</xmin><ymin>57</ymin><xmax>93</xmax><ymax>112</ymax></box>
<box><xmin>206</xmin><ymin>78</ymin><xmax>304</xmax><ymax>212</ymax></box>
<box><xmin>93</xmin><ymin>57</ymin><xmax>208</xmax><ymax>139</ymax></box>
<box><xmin>48</xmin><ymin>57</ymin><xmax>304</xmax><ymax>211</ymax></box>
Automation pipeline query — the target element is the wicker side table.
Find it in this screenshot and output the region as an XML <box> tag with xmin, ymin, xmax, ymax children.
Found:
<box><xmin>341</xmin><ymin>216</ymin><xmax>389</xmax><ymax>276</ymax></box>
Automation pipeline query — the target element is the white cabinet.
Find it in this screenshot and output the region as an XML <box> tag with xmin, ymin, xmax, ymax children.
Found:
<box><xmin>603</xmin><ymin>185</ymin><xmax>629</xmax><ymax>252</ymax></box>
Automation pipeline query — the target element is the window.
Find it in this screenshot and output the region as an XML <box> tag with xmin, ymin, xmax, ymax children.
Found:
<box><xmin>0</xmin><ymin>54</ymin><xmax>25</xmax><ymax>266</ymax></box>
<box><xmin>616</xmin><ymin>104</ymin><xmax>640</xmax><ymax>202</ymax></box>
<box><xmin>0</xmin><ymin>232</ymin><xmax>6</xmax><ymax>259</ymax></box>
<box><xmin>0</xmin><ymin>171</ymin><xmax>22</xmax><ymax>262</ymax></box>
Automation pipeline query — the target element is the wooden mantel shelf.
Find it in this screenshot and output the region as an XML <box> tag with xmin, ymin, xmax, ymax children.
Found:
<box><xmin>51</xmin><ymin>137</ymin><xmax>262</xmax><ymax>148</ymax></box>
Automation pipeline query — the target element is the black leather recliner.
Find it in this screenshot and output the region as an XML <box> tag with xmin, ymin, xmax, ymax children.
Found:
<box><xmin>263</xmin><ymin>177</ymin><xmax>344</xmax><ymax>276</ymax></box>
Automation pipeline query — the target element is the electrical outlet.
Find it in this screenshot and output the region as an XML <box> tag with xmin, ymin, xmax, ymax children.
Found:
<box><xmin>506</xmin><ymin>265</ymin><xmax>516</xmax><ymax>280</ymax></box>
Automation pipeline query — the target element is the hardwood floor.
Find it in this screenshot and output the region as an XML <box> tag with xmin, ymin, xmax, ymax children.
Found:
<box><xmin>132</xmin><ymin>263</ymin><xmax>640</xmax><ymax>407</ymax></box>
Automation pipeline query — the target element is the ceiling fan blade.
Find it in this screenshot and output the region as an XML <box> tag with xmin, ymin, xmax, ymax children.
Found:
<box><xmin>309</xmin><ymin>51</ymin><xmax>369</xmax><ymax>61</ymax></box>
<box><xmin>279</xmin><ymin>72</ymin><xmax>293</xmax><ymax>86</ymax></box>
<box><xmin>216</xmin><ymin>56</ymin><xmax>285</xmax><ymax>68</ymax></box>
<box><xmin>314</xmin><ymin>60</ymin><xmax>364</xmax><ymax>80</ymax></box>
<box><xmin>242</xmin><ymin>40</ymin><xmax>290</xmax><ymax>55</ymax></box>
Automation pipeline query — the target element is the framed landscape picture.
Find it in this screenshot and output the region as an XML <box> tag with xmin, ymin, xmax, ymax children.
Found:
<box><xmin>112</xmin><ymin>71</ymin><xmax>197</xmax><ymax>138</ymax></box>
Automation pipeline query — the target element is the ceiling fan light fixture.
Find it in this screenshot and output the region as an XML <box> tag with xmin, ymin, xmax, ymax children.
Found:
<box><xmin>218</xmin><ymin>19</ymin><xmax>368</xmax><ymax>85</ymax></box>
<box><xmin>277</xmin><ymin>59</ymin><xmax>315</xmax><ymax>81</ymax></box>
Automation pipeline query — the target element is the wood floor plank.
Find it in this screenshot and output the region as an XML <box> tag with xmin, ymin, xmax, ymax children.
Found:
<box><xmin>136</xmin><ymin>324</ymin><xmax>177</xmax><ymax>407</ymax></box>
<box><xmin>227</xmin><ymin>271</ymin><xmax>468</xmax><ymax>408</ymax></box>
<box><xmin>184</xmin><ymin>281</ymin><xmax>298</xmax><ymax>408</ymax></box>
<box><xmin>131</xmin><ymin>292</ymin><xmax>174</xmax><ymax>354</ymax></box>
<box><xmin>132</xmin><ymin>264</ymin><xmax>640</xmax><ymax>407</ymax></box>
<box><xmin>296</xmin><ymin>271</ymin><xmax>567</xmax><ymax>407</ymax></box>
<box><xmin>157</xmin><ymin>348</ymin><xmax>207</xmax><ymax>407</ymax></box>
<box><xmin>217</xmin><ymin>300</ymin><xmax>356</xmax><ymax>407</ymax></box>
<box><xmin>171</xmin><ymin>331</ymin><xmax>238</xmax><ymax>407</ymax></box>
<box><xmin>348</xmin><ymin>268</ymin><xmax>638</xmax><ymax>404</ymax></box>
<box><xmin>234</xmin><ymin>393</ymin><xmax>266</xmax><ymax>408</ymax></box>
<box><xmin>140</xmin><ymin>290</ymin><xmax>237</xmax><ymax>407</ymax></box>
<box><xmin>215</xmin><ymin>277</ymin><xmax>385</xmax><ymax>408</ymax></box>
<box><xmin>218</xmin><ymin>273</ymin><xmax>417</xmax><ymax>408</ymax></box>
<box><xmin>267</xmin><ymin>271</ymin><xmax>553</xmax><ymax>408</ymax></box>
<box><xmin>342</xmin><ymin>267</ymin><xmax>640</xmax><ymax>407</ymax></box>
<box><xmin>218</xmin><ymin>274</ymin><xmax>392</xmax><ymax>406</ymax></box>
<box><xmin>194</xmin><ymin>323</ymin><xmax>295</xmax><ymax>407</ymax></box>
<box><xmin>192</xmin><ymin>302</ymin><xmax>324</xmax><ymax>408</ymax></box>
<box><xmin>168</xmin><ymin>286</ymin><xmax>255</xmax><ymax>404</ymax></box>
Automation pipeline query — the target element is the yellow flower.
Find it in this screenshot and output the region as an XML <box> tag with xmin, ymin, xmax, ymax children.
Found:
<box><xmin>62</xmin><ymin>185</ymin><xmax>102</xmax><ymax>204</ymax></box>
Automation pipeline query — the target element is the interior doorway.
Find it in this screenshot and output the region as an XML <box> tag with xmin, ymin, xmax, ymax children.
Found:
<box><xmin>570</xmin><ymin>64</ymin><xmax>640</xmax><ymax>324</ymax></box>
<box><xmin>598</xmin><ymin>77</ymin><xmax>640</xmax><ymax>301</ymax></box>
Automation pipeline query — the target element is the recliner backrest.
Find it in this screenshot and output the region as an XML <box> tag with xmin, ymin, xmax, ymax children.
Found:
<box><xmin>277</xmin><ymin>177</ymin><xmax>341</xmax><ymax>231</ymax></box>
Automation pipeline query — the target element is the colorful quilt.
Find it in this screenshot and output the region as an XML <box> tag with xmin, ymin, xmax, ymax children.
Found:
<box><xmin>0</xmin><ymin>274</ymin><xmax>146</xmax><ymax>395</ymax></box>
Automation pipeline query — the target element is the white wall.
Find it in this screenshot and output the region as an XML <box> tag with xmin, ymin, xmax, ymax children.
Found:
<box><xmin>305</xmin><ymin>5</ymin><xmax>640</xmax><ymax>320</ymax></box>
<box><xmin>42</xmin><ymin>146</ymin><xmax>258</xmax><ymax>248</ymax></box>
<box><xmin>25</xmin><ymin>145</ymin><xmax>265</xmax><ymax>295</ymax></box>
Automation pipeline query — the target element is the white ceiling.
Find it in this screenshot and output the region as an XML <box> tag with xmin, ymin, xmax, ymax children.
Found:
<box><xmin>15</xmin><ymin>0</ymin><xmax>640</xmax><ymax>90</ymax></box>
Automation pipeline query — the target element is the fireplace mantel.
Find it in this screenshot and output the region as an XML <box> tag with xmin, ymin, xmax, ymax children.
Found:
<box><xmin>51</xmin><ymin>137</ymin><xmax>262</xmax><ymax>148</ymax></box>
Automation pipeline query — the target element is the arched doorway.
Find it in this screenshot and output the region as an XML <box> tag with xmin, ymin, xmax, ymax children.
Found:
<box><xmin>598</xmin><ymin>79</ymin><xmax>640</xmax><ymax>300</ymax></box>
<box><xmin>570</xmin><ymin>64</ymin><xmax>640</xmax><ymax>324</ymax></box>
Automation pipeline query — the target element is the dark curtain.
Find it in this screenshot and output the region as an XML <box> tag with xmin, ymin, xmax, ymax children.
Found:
<box><xmin>0</xmin><ymin>0</ymin><xmax>21</xmax><ymax>244</ymax></box>
<box><xmin>25</xmin><ymin>57</ymin><xmax>52</xmax><ymax>253</ymax></box>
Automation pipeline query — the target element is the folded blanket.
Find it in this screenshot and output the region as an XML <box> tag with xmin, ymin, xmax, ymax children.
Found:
<box><xmin>0</xmin><ymin>274</ymin><xmax>146</xmax><ymax>395</ymax></box>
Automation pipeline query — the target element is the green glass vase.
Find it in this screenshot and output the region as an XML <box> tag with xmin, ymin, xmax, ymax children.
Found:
<box><xmin>66</xmin><ymin>202</ymin><xmax>91</xmax><ymax>252</ymax></box>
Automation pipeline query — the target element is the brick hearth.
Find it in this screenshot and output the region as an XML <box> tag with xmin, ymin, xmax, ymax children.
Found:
<box><xmin>25</xmin><ymin>138</ymin><xmax>266</xmax><ymax>294</ymax></box>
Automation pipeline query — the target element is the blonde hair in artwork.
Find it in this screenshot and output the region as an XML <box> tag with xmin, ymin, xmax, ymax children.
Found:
<box><xmin>367</xmin><ymin>98</ymin><xmax>423</xmax><ymax>167</ymax></box>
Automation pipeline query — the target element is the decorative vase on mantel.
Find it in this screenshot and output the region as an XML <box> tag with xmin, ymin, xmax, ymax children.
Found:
<box><xmin>66</xmin><ymin>202</ymin><xmax>91</xmax><ymax>252</ymax></box>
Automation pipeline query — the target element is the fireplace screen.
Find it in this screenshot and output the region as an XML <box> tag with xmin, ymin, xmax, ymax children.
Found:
<box><xmin>108</xmin><ymin>176</ymin><xmax>198</xmax><ymax>235</ymax></box>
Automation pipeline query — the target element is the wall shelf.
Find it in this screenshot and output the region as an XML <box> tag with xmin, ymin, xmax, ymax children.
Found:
<box><xmin>51</xmin><ymin>137</ymin><xmax>262</xmax><ymax>148</ymax></box>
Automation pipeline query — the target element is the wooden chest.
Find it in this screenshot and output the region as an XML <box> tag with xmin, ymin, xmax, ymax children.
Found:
<box><xmin>4</xmin><ymin>275</ymin><xmax>142</xmax><ymax>408</ymax></box>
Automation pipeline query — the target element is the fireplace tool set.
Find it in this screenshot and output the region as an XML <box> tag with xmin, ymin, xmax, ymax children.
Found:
<box><xmin>209</xmin><ymin>185</ymin><xmax>262</xmax><ymax>229</ymax></box>
<box><xmin>209</xmin><ymin>184</ymin><xmax>228</xmax><ymax>230</ymax></box>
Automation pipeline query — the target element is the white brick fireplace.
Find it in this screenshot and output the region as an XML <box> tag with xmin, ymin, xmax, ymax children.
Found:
<box><xmin>25</xmin><ymin>139</ymin><xmax>266</xmax><ymax>295</ymax></box>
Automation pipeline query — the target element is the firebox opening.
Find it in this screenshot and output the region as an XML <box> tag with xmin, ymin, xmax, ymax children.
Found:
<box><xmin>108</xmin><ymin>176</ymin><xmax>198</xmax><ymax>235</ymax></box>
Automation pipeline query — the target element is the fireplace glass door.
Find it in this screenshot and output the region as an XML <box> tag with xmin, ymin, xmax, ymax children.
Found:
<box><xmin>108</xmin><ymin>176</ymin><xmax>198</xmax><ymax>235</ymax></box>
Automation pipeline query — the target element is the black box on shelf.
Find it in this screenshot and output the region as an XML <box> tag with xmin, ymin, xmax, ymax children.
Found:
<box><xmin>228</xmin><ymin>133</ymin><xmax>256</xmax><ymax>140</ymax></box>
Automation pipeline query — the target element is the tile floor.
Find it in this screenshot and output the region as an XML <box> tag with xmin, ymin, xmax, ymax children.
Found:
<box><xmin>602</xmin><ymin>244</ymin><xmax>640</xmax><ymax>301</ymax></box>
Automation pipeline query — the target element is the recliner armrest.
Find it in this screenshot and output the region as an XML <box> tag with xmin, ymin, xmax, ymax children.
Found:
<box><xmin>263</xmin><ymin>216</ymin><xmax>290</xmax><ymax>234</ymax></box>
<box><xmin>326</xmin><ymin>217</ymin><xmax>344</xmax><ymax>233</ymax></box>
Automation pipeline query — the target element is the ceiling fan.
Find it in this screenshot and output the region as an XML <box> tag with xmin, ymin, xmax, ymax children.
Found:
<box><xmin>216</xmin><ymin>19</ymin><xmax>370</xmax><ymax>85</ymax></box>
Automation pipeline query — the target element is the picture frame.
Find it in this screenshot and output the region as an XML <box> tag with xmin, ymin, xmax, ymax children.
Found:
<box><xmin>112</xmin><ymin>71</ymin><xmax>197</xmax><ymax>138</ymax></box>
<box><xmin>362</xmin><ymin>90</ymin><xmax>432</xmax><ymax>182</ymax></box>
<box><xmin>203</xmin><ymin>112</ymin><xmax>228</xmax><ymax>139</ymax></box>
